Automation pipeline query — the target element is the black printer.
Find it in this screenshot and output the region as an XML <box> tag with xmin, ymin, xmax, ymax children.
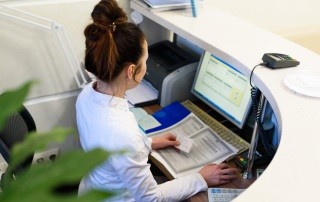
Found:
<box><xmin>144</xmin><ymin>40</ymin><xmax>199</xmax><ymax>107</ymax></box>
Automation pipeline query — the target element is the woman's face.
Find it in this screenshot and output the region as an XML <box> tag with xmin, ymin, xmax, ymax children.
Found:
<box><xmin>134</xmin><ymin>40</ymin><xmax>148</xmax><ymax>84</ymax></box>
<box><xmin>126</xmin><ymin>39</ymin><xmax>148</xmax><ymax>91</ymax></box>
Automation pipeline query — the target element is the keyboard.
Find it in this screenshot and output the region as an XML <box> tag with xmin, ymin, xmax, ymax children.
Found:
<box><xmin>181</xmin><ymin>100</ymin><xmax>250</xmax><ymax>156</ymax></box>
<box><xmin>208</xmin><ymin>188</ymin><xmax>245</xmax><ymax>202</ymax></box>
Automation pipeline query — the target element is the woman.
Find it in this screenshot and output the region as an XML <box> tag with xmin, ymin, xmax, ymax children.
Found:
<box><xmin>76</xmin><ymin>0</ymin><xmax>238</xmax><ymax>201</ymax></box>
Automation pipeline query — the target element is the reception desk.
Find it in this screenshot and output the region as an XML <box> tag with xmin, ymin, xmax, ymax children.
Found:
<box><xmin>131</xmin><ymin>1</ymin><xmax>320</xmax><ymax>201</ymax></box>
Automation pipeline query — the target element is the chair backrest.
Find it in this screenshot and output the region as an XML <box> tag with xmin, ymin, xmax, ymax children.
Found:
<box><xmin>0</xmin><ymin>106</ymin><xmax>36</xmax><ymax>173</ymax></box>
<box><xmin>0</xmin><ymin>106</ymin><xmax>36</xmax><ymax>149</ymax></box>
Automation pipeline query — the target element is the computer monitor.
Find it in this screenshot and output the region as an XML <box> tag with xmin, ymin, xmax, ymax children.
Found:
<box><xmin>191</xmin><ymin>51</ymin><xmax>252</xmax><ymax>128</ymax></box>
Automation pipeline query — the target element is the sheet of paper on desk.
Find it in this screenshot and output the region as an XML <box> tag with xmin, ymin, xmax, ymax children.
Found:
<box><xmin>148</xmin><ymin>113</ymin><xmax>238</xmax><ymax>178</ymax></box>
<box><xmin>125</xmin><ymin>79</ymin><xmax>158</xmax><ymax>106</ymax></box>
<box><xmin>143</xmin><ymin>0</ymin><xmax>204</xmax><ymax>8</ymax></box>
<box><xmin>132</xmin><ymin>0</ymin><xmax>203</xmax><ymax>12</ymax></box>
<box><xmin>139</xmin><ymin>115</ymin><xmax>161</xmax><ymax>131</ymax></box>
<box><xmin>130</xmin><ymin>107</ymin><xmax>149</xmax><ymax>120</ymax></box>
<box><xmin>130</xmin><ymin>107</ymin><xmax>161</xmax><ymax>132</ymax></box>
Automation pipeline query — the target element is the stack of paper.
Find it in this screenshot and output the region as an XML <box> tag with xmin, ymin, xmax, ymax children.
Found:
<box><xmin>148</xmin><ymin>113</ymin><xmax>238</xmax><ymax>178</ymax></box>
<box><xmin>125</xmin><ymin>79</ymin><xmax>158</xmax><ymax>107</ymax></box>
<box><xmin>144</xmin><ymin>102</ymin><xmax>238</xmax><ymax>178</ymax></box>
<box><xmin>132</xmin><ymin>0</ymin><xmax>203</xmax><ymax>12</ymax></box>
<box><xmin>144</xmin><ymin>0</ymin><xmax>193</xmax><ymax>8</ymax></box>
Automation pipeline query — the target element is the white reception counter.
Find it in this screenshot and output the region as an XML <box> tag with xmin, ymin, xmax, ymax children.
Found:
<box><xmin>131</xmin><ymin>1</ymin><xmax>320</xmax><ymax>201</ymax></box>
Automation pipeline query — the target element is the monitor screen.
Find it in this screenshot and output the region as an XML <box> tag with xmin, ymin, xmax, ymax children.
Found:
<box><xmin>191</xmin><ymin>51</ymin><xmax>252</xmax><ymax>128</ymax></box>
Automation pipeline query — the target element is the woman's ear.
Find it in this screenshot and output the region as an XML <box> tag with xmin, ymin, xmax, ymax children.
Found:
<box><xmin>126</xmin><ymin>64</ymin><xmax>135</xmax><ymax>79</ymax></box>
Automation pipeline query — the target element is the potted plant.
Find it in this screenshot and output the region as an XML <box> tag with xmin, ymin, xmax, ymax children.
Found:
<box><xmin>0</xmin><ymin>81</ymin><xmax>117</xmax><ymax>201</ymax></box>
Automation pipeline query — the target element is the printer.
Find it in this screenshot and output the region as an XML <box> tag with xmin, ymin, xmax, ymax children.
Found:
<box><xmin>144</xmin><ymin>40</ymin><xmax>199</xmax><ymax>107</ymax></box>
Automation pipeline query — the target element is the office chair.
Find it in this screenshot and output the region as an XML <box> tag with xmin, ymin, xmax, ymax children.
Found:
<box><xmin>0</xmin><ymin>105</ymin><xmax>36</xmax><ymax>174</ymax></box>
<box><xmin>0</xmin><ymin>139</ymin><xmax>9</xmax><ymax>165</ymax></box>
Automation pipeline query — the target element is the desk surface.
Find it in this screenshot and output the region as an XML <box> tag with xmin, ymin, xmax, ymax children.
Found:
<box><xmin>132</xmin><ymin>1</ymin><xmax>320</xmax><ymax>201</ymax></box>
<box><xmin>144</xmin><ymin>104</ymin><xmax>256</xmax><ymax>202</ymax></box>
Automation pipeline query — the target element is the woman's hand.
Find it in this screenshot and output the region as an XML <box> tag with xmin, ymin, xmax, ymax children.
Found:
<box><xmin>199</xmin><ymin>163</ymin><xmax>238</xmax><ymax>186</ymax></box>
<box><xmin>151</xmin><ymin>133</ymin><xmax>180</xmax><ymax>150</ymax></box>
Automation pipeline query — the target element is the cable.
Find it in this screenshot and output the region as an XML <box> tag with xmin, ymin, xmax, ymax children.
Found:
<box><xmin>249</xmin><ymin>62</ymin><xmax>268</xmax><ymax>88</ymax></box>
<box><xmin>251</xmin><ymin>87</ymin><xmax>275</xmax><ymax>157</ymax></box>
<box><xmin>250</xmin><ymin>62</ymin><xmax>275</xmax><ymax>157</ymax></box>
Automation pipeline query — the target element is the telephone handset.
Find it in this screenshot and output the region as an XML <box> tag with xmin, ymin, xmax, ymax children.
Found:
<box><xmin>262</xmin><ymin>53</ymin><xmax>300</xmax><ymax>69</ymax></box>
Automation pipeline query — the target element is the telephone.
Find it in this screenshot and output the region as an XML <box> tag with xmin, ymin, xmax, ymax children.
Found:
<box><xmin>262</xmin><ymin>53</ymin><xmax>300</xmax><ymax>69</ymax></box>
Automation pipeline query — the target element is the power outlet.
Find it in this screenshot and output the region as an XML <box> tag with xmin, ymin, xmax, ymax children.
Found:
<box><xmin>32</xmin><ymin>148</ymin><xmax>60</xmax><ymax>165</ymax></box>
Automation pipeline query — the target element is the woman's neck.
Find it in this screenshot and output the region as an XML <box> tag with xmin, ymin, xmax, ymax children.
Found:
<box><xmin>94</xmin><ymin>80</ymin><xmax>126</xmax><ymax>98</ymax></box>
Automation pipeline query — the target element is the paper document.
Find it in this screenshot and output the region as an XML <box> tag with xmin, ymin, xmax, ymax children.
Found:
<box><xmin>130</xmin><ymin>107</ymin><xmax>161</xmax><ymax>132</ymax></box>
<box><xmin>143</xmin><ymin>0</ymin><xmax>203</xmax><ymax>8</ymax></box>
<box><xmin>148</xmin><ymin>113</ymin><xmax>238</xmax><ymax>178</ymax></box>
<box><xmin>139</xmin><ymin>115</ymin><xmax>161</xmax><ymax>131</ymax></box>
<box><xmin>144</xmin><ymin>0</ymin><xmax>192</xmax><ymax>8</ymax></box>
<box><xmin>131</xmin><ymin>0</ymin><xmax>203</xmax><ymax>12</ymax></box>
<box><xmin>175</xmin><ymin>135</ymin><xmax>193</xmax><ymax>153</ymax></box>
<box><xmin>125</xmin><ymin>79</ymin><xmax>158</xmax><ymax>106</ymax></box>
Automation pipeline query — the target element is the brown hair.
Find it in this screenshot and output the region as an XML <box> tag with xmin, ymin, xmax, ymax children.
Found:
<box><xmin>84</xmin><ymin>0</ymin><xmax>146</xmax><ymax>82</ymax></box>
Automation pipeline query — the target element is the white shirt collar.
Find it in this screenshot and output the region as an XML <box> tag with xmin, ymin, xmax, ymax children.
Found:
<box><xmin>89</xmin><ymin>82</ymin><xmax>129</xmax><ymax>112</ymax></box>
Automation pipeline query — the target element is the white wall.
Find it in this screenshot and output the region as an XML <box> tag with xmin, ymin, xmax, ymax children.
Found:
<box><xmin>1</xmin><ymin>0</ymin><xmax>171</xmax><ymax>61</ymax></box>
<box><xmin>210</xmin><ymin>0</ymin><xmax>320</xmax><ymax>55</ymax></box>
<box><xmin>1</xmin><ymin>0</ymin><xmax>100</xmax><ymax>62</ymax></box>
<box><xmin>0</xmin><ymin>0</ymin><xmax>101</xmax><ymax>152</ymax></box>
<box><xmin>210</xmin><ymin>0</ymin><xmax>319</xmax><ymax>32</ymax></box>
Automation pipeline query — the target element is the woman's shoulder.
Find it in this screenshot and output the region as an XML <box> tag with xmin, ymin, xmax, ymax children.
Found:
<box><xmin>111</xmin><ymin>122</ymin><xmax>147</xmax><ymax>152</ymax></box>
<box><xmin>76</xmin><ymin>82</ymin><xmax>94</xmax><ymax>103</ymax></box>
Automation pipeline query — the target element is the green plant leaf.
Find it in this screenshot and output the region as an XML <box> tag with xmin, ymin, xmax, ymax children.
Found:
<box><xmin>0</xmin><ymin>80</ymin><xmax>35</xmax><ymax>129</ymax></box>
<box><xmin>10</xmin><ymin>127</ymin><xmax>76</xmax><ymax>169</ymax></box>
<box><xmin>0</xmin><ymin>148</ymin><xmax>117</xmax><ymax>202</ymax></box>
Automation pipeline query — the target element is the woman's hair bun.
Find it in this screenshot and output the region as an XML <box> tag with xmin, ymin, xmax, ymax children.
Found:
<box><xmin>84</xmin><ymin>0</ymin><xmax>145</xmax><ymax>83</ymax></box>
<box><xmin>91</xmin><ymin>0</ymin><xmax>127</xmax><ymax>31</ymax></box>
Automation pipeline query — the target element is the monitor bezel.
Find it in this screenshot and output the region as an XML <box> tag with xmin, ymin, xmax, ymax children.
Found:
<box><xmin>191</xmin><ymin>50</ymin><xmax>252</xmax><ymax>129</ymax></box>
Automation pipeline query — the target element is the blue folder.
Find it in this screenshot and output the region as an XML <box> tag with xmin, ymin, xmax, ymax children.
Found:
<box><xmin>145</xmin><ymin>101</ymin><xmax>191</xmax><ymax>134</ymax></box>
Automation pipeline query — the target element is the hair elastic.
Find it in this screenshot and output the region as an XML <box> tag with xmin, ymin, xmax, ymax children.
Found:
<box><xmin>94</xmin><ymin>21</ymin><xmax>116</xmax><ymax>32</ymax></box>
<box><xmin>110</xmin><ymin>22</ymin><xmax>116</xmax><ymax>32</ymax></box>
